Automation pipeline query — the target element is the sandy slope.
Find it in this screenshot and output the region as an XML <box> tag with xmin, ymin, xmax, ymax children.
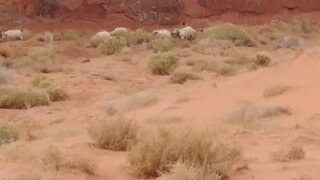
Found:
<box><xmin>1</xmin><ymin>38</ymin><xmax>320</xmax><ymax>180</ymax></box>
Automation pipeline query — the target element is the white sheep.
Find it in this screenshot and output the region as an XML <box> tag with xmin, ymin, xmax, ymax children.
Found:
<box><xmin>152</xmin><ymin>29</ymin><xmax>171</xmax><ymax>38</ymax></box>
<box><xmin>177</xmin><ymin>26</ymin><xmax>197</xmax><ymax>40</ymax></box>
<box><xmin>90</xmin><ymin>31</ymin><xmax>112</xmax><ymax>46</ymax></box>
<box><xmin>1</xmin><ymin>29</ymin><xmax>23</xmax><ymax>41</ymax></box>
<box><xmin>110</xmin><ymin>28</ymin><xmax>129</xmax><ymax>36</ymax></box>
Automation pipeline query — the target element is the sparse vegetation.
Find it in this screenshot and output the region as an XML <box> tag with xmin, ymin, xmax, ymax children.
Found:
<box><xmin>127</xmin><ymin>129</ymin><xmax>242</xmax><ymax>178</ymax></box>
<box><xmin>200</xmin><ymin>23</ymin><xmax>258</xmax><ymax>47</ymax></box>
<box><xmin>0</xmin><ymin>123</ymin><xmax>19</xmax><ymax>145</ymax></box>
<box><xmin>42</xmin><ymin>146</ymin><xmax>96</xmax><ymax>174</ymax></box>
<box><xmin>150</xmin><ymin>54</ymin><xmax>179</xmax><ymax>75</ymax></box>
<box><xmin>0</xmin><ymin>68</ymin><xmax>12</xmax><ymax>85</ymax></box>
<box><xmin>226</xmin><ymin>100</ymin><xmax>292</xmax><ymax>129</ymax></box>
<box><xmin>88</xmin><ymin>118</ymin><xmax>139</xmax><ymax>151</ymax></box>
<box><xmin>149</xmin><ymin>38</ymin><xmax>175</xmax><ymax>52</ymax></box>
<box><xmin>263</xmin><ymin>85</ymin><xmax>291</xmax><ymax>98</ymax></box>
<box><xmin>105</xmin><ymin>90</ymin><xmax>157</xmax><ymax>115</ymax></box>
<box><xmin>127</xmin><ymin>29</ymin><xmax>152</xmax><ymax>46</ymax></box>
<box><xmin>169</xmin><ymin>71</ymin><xmax>202</xmax><ymax>84</ymax></box>
<box><xmin>0</xmin><ymin>85</ymin><xmax>49</xmax><ymax>109</ymax></box>
<box><xmin>32</xmin><ymin>75</ymin><xmax>68</xmax><ymax>101</ymax></box>
<box><xmin>165</xmin><ymin>163</ymin><xmax>221</xmax><ymax>180</ymax></box>
<box><xmin>255</xmin><ymin>51</ymin><xmax>271</xmax><ymax>67</ymax></box>
<box><xmin>17</xmin><ymin>47</ymin><xmax>63</xmax><ymax>73</ymax></box>
<box><xmin>272</xmin><ymin>146</ymin><xmax>306</xmax><ymax>162</ymax></box>
<box><xmin>99</xmin><ymin>37</ymin><xmax>127</xmax><ymax>55</ymax></box>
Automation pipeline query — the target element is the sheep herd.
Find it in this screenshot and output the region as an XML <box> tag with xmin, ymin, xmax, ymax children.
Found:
<box><xmin>0</xmin><ymin>25</ymin><xmax>199</xmax><ymax>44</ymax></box>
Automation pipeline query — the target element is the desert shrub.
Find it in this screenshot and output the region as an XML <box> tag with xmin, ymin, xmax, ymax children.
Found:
<box><xmin>169</xmin><ymin>71</ymin><xmax>202</xmax><ymax>84</ymax></box>
<box><xmin>17</xmin><ymin>47</ymin><xmax>63</xmax><ymax>73</ymax></box>
<box><xmin>149</xmin><ymin>38</ymin><xmax>175</xmax><ymax>52</ymax></box>
<box><xmin>255</xmin><ymin>51</ymin><xmax>271</xmax><ymax>67</ymax></box>
<box><xmin>0</xmin><ymin>68</ymin><xmax>12</xmax><ymax>85</ymax></box>
<box><xmin>272</xmin><ymin>146</ymin><xmax>305</xmax><ymax>162</ymax></box>
<box><xmin>0</xmin><ymin>123</ymin><xmax>19</xmax><ymax>145</ymax></box>
<box><xmin>165</xmin><ymin>163</ymin><xmax>221</xmax><ymax>180</ymax></box>
<box><xmin>42</xmin><ymin>146</ymin><xmax>96</xmax><ymax>174</ymax></box>
<box><xmin>226</xmin><ymin>100</ymin><xmax>292</xmax><ymax>129</ymax></box>
<box><xmin>88</xmin><ymin>118</ymin><xmax>138</xmax><ymax>151</ymax></box>
<box><xmin>200</xmin><ymin>23</ymin><xmax>258</xmax><ymax>47</ymax></box>
<box><xmin>126</xmin><ymin>29</ymin><xmax>151</xmax><ymax>46</ymax></box>
<box><xmin>32</xmin><ymin>75</ymin><xmax>68</xmax><ymax>101</ymax></box>
<box><xmin>218</xmin><ymin>64</ymin><xmax>236</xmax><ymax>76</ymax></box>
<box><xmin>127</xmin><ymin>129</ymin><xmax>242</xmax><ymax>178</ymax></box>
<box><xmin>0</xmin><ymin>85</ymin><xmax>49</xmax><ymax>109</ymax></box>
<box><xmin>16</xmin><ymin>119</ymin><xmax>42</xmax><ymax>141</ymax></box>
<box><xmin>105</xmin><ymin>90</ymin><xmax>157</xmax><ymax>115</ymax></box>
<box><xmin>263</xmin><ymin>85</ymin><xmax>291</xmax><ymax>98</ymax></box>
<box><xmin>99</xmin><ymin>37</ymin><xmax>127</xmax><ymax>55</ymax></box>
<box><xmin>187</xmin><ymin>59</ymin><xmax>218</xmax><ymax>72</ymax></box>
<box><xmin>150</xmin><ymin>54</ymin><xmax>179</xmax><ymax>75</ymax></box>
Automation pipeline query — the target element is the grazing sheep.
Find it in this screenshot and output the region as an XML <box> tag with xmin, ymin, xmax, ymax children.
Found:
<box><xmin>171</xmin><ymin>26</ymin><xmax>197</xmax><ymax>41</ymax></box>
<box><xmin>152</xmin><ymin>29</ymin><xmax>172</xmax><ymax>38</ymax></box>
<box><xmin>178</xmin><ymin>26</ymin><xmax>197</xmax><ymax>40</ymax></box>
<box><xmin>1</xmin><ymin>29</ymin><xmax>23</xmax><ymax>41</ymax></box>
<box><xmin>110</xmin><ymin>28</ymin><xmax>129</xmax><ymax>36</ymax></box>
<box><xmin>90</xmin><ymin>31</ymin><xmax>112</xmax><ymax>47</ymax></box>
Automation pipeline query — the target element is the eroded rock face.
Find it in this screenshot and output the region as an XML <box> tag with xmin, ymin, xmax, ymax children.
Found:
<box><xmin>1</xmin><ymin>0</ymin><xmax>320</xmax><ymax>26</ymax></box>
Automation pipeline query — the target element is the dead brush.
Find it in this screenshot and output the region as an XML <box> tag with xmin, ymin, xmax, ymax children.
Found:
<box><xmin>88</xmin><ymin>117</ymin><xmax>139</xmax><ymax>151</ymax></box>
<box><xmin>150</xmin><ymin>54</ymin><xmax>179</xmax><ymax>75</ymax></box>
<box><xmin>32</xmin><ymin>75</ymin><xmax>68</xmax><ymax>101</ymax></box>
<box><xmin>42</xmin><ymin>146</ymin><xmax>96</xmax><ymax>174</ymax></box>
<box><xmin>99</xmin><ymin>37</ymin><xmax>127</xmax><ymax>55</ymax></box>
<box><xmin>16</xmin><ymin>47</ymin><xmax>64</xmax><ymax>73</ymax></box>
<box><xmin>263</xmin><ymin>85</ymin><xmax>291</xmax><ymax>98</ymax></box>
<box><xmin>0</xmin><ymin>85</ymin><xmax>49</xmax><ymax>109</ymax></box>
<box><xmin>272</xmin><ymin>146</ymin><xmax>306</xmax><ymax>162</ymax></box>
<box><xmin>149</xmin><ymin>38</ymin><xmax>175</xmax><ymax>52</ymax></box>
<box><xmin>127</xmin><ymin>129</ymin><xmax>242</xmax><ymax>178</ymax></box>
<box><xmin>226</xmin><ymin>100</ymin><xmax>292</xmax><ymax>129</ymax></box>
<box><xmin>0</xmin><ymin>123</ymin><xmax>19</xmax><ymax>145</ymax></box>
<box><xmin>199</xmin><ymin>23</ymin><xmax>259</xmax><ymax>47</ymax></box>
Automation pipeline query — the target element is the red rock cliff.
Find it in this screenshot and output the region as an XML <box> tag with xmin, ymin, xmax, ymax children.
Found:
<box><xmin>1</xmin><ymin>0</ymin><xmax>320</xmax><ymax>29</ymax></box>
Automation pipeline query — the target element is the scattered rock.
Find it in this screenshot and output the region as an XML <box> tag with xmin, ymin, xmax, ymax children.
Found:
<box><xmin>278</xmin><ymin>37</ymin><xmax>301</xmax><ymax>49</ymax></box>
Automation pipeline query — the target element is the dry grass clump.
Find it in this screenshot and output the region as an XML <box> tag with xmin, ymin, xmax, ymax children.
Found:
<box><xmin>186</xmin><ymin>59</ymin><xmax>218</xmax><ymax>72</ymax></box>
<box><xmin>165</xmin><ymin>163</ymin><xmax>221</xmax><ymax>180</ymax></box>
<box><xmin>263</xmin><ymin>85</ymin><xmax>291</xmax><ymax>98</ymax></box>
<box><xmin>226</xmin><ymin>100</ymin><xmax>292</xmax><ymax>129</ymax></box>
<box><xmin>200</xmin><ymin>23</ymin><xmax>258</xmax><ymax>47</ymax></box>
<box><xmin>218</xmin><ymin>64</ymin><xmax>237</xmax><ymax>76</ymax></box>
<box><xmin>105</xmin><ymin>90</ymin><xmax>157</xmax><ymax>115</ymax></box>
<box><xmin>88</xmin><ymin>117</ymin><xmax>138</xmax><ymax>151</ymax></box>
<box><xmin>126</xmin><ymin>29</ymin><xmax>152</xmax><ymax>46</ymax></box>
<box><xmin>42</xmin><ymin>147</ymin><xmax>96</xmax><ymax>174</ymax></box>
<box><xmin>149</xmin><ymin>38</ymin><xmax>175</xmax><ymax>52</ymax></box>
<box><xmin>16</xmin><ymin>119</ymin><xmax>42</xmax><ymax>141</ymax></box>
<box><xmin>272</xmin><ymin>146</ymin><xmax>306</xmax><ymax>162</ymax></box>
<box><xmin>150</xmin><ymin>54</ymin><xmax>179</xmax><ymax>75</ymax></box>
<box><xmin>255</xmin><ymin>51</ymin><xmax>271</xmax><ymax>67</ymax></box>
<box><xmin>17</xmin><ymin>47</ymin><xmax>63</xmax><ymax>73</ymax></box>
<box><xmin>99</xmin><ymin>37</ymin><xmax>127</xmax><ymax>55</ymax></box>
<box><xmin>0</xmin><ymin>85</ymin><xmax>49</xmax><ymax>109</ymax></box>
<box><xmin>32</xmin><ymin>75</ymin><xmax>68</xmax><ymax>101</ymax></box>
<box><xmin>0</xmin><ymin>68</ymin><xmax>12</xmax><ymax>85</ymax></box>
<box><xmin>0</xmin><ymin>123</ymin><xmax>19</xmax><ymax>145</ymax></box>
<box><xmin>169</xmin><ymin>71</ymin><xmax>202</xmax><ymax>84</ymax></box>
<box><xmin>127</xmin><ymin>129</ymin><xmax>242</xmax><ymax>179</ymax></box>
<box><xmin>55</xmin><ymin>31</ymin><xmax>90</xmax><ymax>46</ymax></box>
